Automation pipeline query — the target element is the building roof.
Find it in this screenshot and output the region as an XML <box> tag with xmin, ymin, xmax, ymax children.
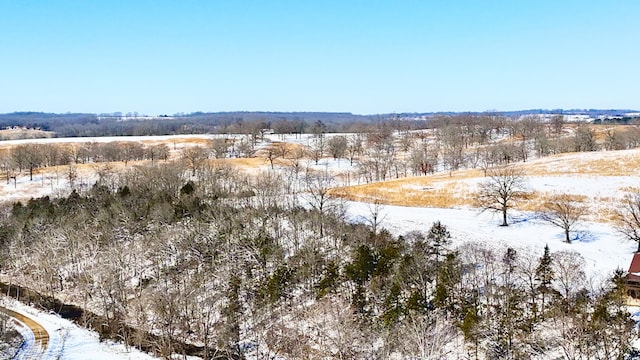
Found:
<box><xmin>627</xmin><ymin>253</ymin><xmax>640</xmax><ymax>283</ymax></box>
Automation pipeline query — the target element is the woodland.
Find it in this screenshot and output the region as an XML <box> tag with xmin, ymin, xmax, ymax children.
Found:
<box><xmin>0</xmin><ymin>113</ymin><xmax>640</xmax><ymax>359</ymax></box>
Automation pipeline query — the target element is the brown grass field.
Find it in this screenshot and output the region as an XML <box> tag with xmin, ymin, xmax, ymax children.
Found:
<box><xmin>330</xmin><ymin>149</ymin><xmax>640</xmax><ymax>223</ymax></box>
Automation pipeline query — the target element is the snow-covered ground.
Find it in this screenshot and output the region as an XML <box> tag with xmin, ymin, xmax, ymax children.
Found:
<box><xmin>1</xmin><ymin>134</ymin><xmax>639</xmax><ymax>358</ymax></box>
<box><xmin>346</xmin><ymin>202</ymin><xmax>634</xmax><ymax>286</ymax></box>
<box><xmin>1</xmin><ymin>297</ymin><xmax>156</xmax><ymax>360</ymax></box>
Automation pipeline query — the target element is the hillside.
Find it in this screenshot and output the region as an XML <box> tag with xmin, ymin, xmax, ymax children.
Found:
<box><xmin>1</xmin><ymin>127</ymin><xmax>640</xmax><ymax>359</ymax></box>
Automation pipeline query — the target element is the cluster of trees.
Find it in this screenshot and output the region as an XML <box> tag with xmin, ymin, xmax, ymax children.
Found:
<box><xmin>421</xmin><ymin>117</ymin><xmax>640</xmax><ymax>175</ymax></box>
<box><xmin>288</xmin><ymin>116</ymin><xmax>640</xmax><ymax>185</ymax></box>
<box><xmin>0</xmin><ymin>142</ymin><xmax>171</xmax><ymax>184</ymax></box>
<box><xmin>0</xmin><ymin>162</ymin><xmax>636</xmax><ymax>359</ymax></box>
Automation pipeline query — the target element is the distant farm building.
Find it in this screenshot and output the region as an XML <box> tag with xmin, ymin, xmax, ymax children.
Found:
<box><xmin>625</xmin><ymin>253</ymin><xmax>640</xmax><ymax>301</ymax></box>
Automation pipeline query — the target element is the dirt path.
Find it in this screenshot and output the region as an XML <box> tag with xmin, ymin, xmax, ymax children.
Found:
<box><xmin>0</xmin><ymin>306</ymin><xmax>49</xmax><ymax>357</ymax></box>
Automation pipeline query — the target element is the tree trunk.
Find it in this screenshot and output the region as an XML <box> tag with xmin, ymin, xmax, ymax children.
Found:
<box><xmin>502</xmin><ymin>208</ymin><xmax>508</xmax><ymax>226</ymax></box>
<box><xmin>565</xmin><ymin>230</ymin><xmax>571</xmax><ymax>244</ymax></box>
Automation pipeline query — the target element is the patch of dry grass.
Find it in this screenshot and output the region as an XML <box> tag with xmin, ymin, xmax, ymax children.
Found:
<box><xmin>176</xmin><ymin>137</ymin><xmax>214</xmax><ymax>146</ymax></box>
<box><xmin>332</xmin><ymin>148</ymin><xmax>640</xmax><ymax>224</ymax></box>
<box><xmin>331</xmin><ymin>176</ymin><xmax>475</xmax><ymax>208</ymax></box>
<box><xmin>521</xmin><ymin>150</ymin><xmax>640</xmax><ymax>177</ymax></box>
<box><xmin>620</xmin><ymin>186</ymin><xmax>640</xmax><ymax>194</ymax></box>
<box><xmin>519</xmin><ymin>192</ymin><xmax>588</xmax><ymax>212</ymax></box>
<box><xmin>213</xmin><ymin>157</ymin><xmax>268</xmax><ymax>168</ymax></box>
<box><xmin>0</xmin><ymin>128</ymin><xmax>54</xmax><ymax>140</ymax></box>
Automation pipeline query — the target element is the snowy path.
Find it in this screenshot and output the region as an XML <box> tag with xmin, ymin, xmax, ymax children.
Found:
<box><xmin>0</xmin><ymin>306</ymin><xmax>49</xmax><ymax>359</ymax></box>
<box><xmin>0</xmin><ymin>297</ymin><xmax>157</xmax><ymax>360</ymax></box>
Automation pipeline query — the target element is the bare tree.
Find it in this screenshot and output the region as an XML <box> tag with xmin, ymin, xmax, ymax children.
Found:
<box><xmin>210</xmin><ymin>138</ymin><xmax>229</xmax><ymax>159</ymax></box>
<box><xmin>399</xmin><ymin>311</ymin><xmax>458</xmax><ymax>359</ymax></box>
<box><xmin>476</xmin><ymin>167</ymin><xmax>529</xmax><ymax>226</ymax></box>
<box><xmin>552</xmin><ymin>249</ymin><xmax>586</xmax><ymax>300</ymax></box>
<box><xmin>514</xmin><ymin>116</ymin><xmax>543</xmax><ymax>162</ymax></box>
<box><xmin>573</xmin><ymin>123</ymin><xmax>597</xmax><ymax>152</ymax></box>
<box><xmin>286</xmin><ymin>147</ymin><xmax>307</xmax><ymax>192</ymax></box>
<box><xmin>540</xmin><ymin>195</ymin><xmax>587</xmax><ymax>244</ymax></box>
<box><xmin>604</xmin><ymin>128</ymin><xmax>626</xmax><ymax>151</ymax></box>
<box><xmin>304</xmin><ymin>169</ymin><xmax>341</xmax><ymax>238</ymax></box>
<box><xmin>327</xmin><ymin>135</ymin><xmax>348</xmax><ymax>161</ymax></box>
<box><xmin>550</xmin><ymin>115</ymin><xmax>564</xmax><ymax>135</ymax></box>
<box><xmin>614</xmin><ymin>192</ymin><xmax>640</xmax><ymax>252</ymax></box>
<box><xmin>310</xmin><ymin>134</ymin><xmax>326</xmax><ymax>165</ymax></box>
<box><xmin>41</xmin><ymin>143</ymin><xmax>70</xmax><ymax>167</ymax></box>
<box><xmin>363</xmin><ymin>198</ymin><xmax>387</xmax><ymax>235</ymax></box>
<box><xmin>67</xmin><ymin>164</ymin><xmax>78</xmax><ymax>190</ymax></box>
<box><xmin>264</xmin><ymin>143</ymin><xmax>280</xmax><ymax>170</ymax></box>
<box><xmin>0</xmin><ymin>150</ymin><xmax>17</xmax><ymax>186</ymax></box>
<box><xmin>347</xmin><ymin>134</ymin><xmax>364</xmax><ymax>166</ymax></box>
<box><xmin>438</xmin><ymin>124</ymin><xmax>464</xmax><ymax>174</ymax></box>
<box><xmin>94</xmin><ymin>163</ymin><xmax>116</xmax><ymax>189</ymax></box>
<box><xmin>263</xmin><ymin>142</ymin><xmax>289</xmax><ymax>170</ymax></box>
<box><xmin>181</xmin><ymin>146</ymin><xmax>209</xmax><ymax>176</ymax></box>
<box><xmin>12</xmin><ymin>143</ymin><xmax>43</xmax><ymax>181</ymax></box>
<box><xmin>409</xmin><ymin>143</ymin><xmax>438</xmax><ymax>175</ymax></box>
<box><xmin>147</xmin><ymin>144</ymin><xmax>170</xmax><ymax>163</ymax></box>
<box><xmin>235</xmin><ymin>137</ymin><xmax>255</xmax><ymax>158</ymax></box>
<box><xmin>120</xmin><ymin>142</ymin><xmax>145</xmax><ymax>165</ymax></box>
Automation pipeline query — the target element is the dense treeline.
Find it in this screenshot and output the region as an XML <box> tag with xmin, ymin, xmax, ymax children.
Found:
<box><xmin>0</xmin><ymin>162</ymin><xmax>636</xmax><ymax>359</ymax></box>
<box><xmin>0</xmin><ymin>112</ymin><xmax>381</xmax><ymax>138</ymax></box>
<box><xmin>2</xmin><ymin>111</ymin><xmax>638</xmax><ymax>139</ymax></box>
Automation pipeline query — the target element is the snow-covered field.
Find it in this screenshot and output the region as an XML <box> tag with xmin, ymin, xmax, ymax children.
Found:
<box><xmin>346</xmin><ymin>202</ymin><xmax>634</xmax><ymax>287</ymax></box>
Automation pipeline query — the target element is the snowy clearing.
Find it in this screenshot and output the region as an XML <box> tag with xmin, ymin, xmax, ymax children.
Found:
<box><xmin>346</xmin><ymin>202</ymin><xmax>634</xmax><ymax>287</ymax></box>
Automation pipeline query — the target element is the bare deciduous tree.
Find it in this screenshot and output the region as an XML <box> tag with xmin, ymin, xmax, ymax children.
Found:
<box><xmin>181</xmin><ymin>146</ymin><xmax>209</xmax><ymax>176</ymax></box>
<box><xmin>304</xmin><ymin>169</ymin><xmax>341</xmax><ymax>238</ymax></box>
<box><xmin>147</xmin><ymin>144</ymin><xmax>169</xmax><ymax>163</ymax></box>
<box><xmin>540</xmin><ymin>195</ymin><xmax>587</xmax><ymax>244</ymax></box>
<box><xmin>210</xmin><ymin>138</ymin><xmax>229</xmax><ymax>159</ymax></box>
<box><xmin>363</xmin><ymin>198</ymin><xmax>387</xmax><ymax>235</ymax></box>
<box><xmin>347</xmin><ymin>134</ymin><xmax>364</xmax><ymax>166</ymax></box>
<box><xmin>552</xmin><ymin>249</ymin><xmax>586</xmax><ymax>300</ymax></box>
<box><xmin>12</xmin><ymin>143</ymin><xmax>43</xmax><ymax>181</ymax></box>
<box><xmin>614</xmin><ymin>192</ymin><xmax>640</xmax><ymax>252</ymax></box>
<box><xmin>310</xmin><ymin>134</ymin><xmax>326</xmax><ymax>165</ymax></box>
<box><xmin>327</xmin><ymin>135</ymin><xmax>348</xmax><ymax>161</ymax></box>
<box><xmin>573</xmin><ymin>123</ymin><xmax>597</xmax><ymax>152</ymax></box>
<box><xmin>264</xmin><ymin>143</ymin><xmax>280</xmax><ymax>170</ymax></box>
<box><xmin>0</xmin><ymin>150</ymin><xmax>17</xmax><ymax>186</ymax></box>
<box><xmin>399</xmin><ymin>311</ymin><xmax>458</xmax><ymax>359</ymax></box>
<box><xmin>476</xmin><ymin>167</ymin><xmax>529</xmax><ymax>226</ymax></box>
<box><xmin>67</xmin><ymin>164</ymin><xmax>78</xmax><ymax>189</ymax></box>
<box><xmin>120</xmin><ymin>142</ymin><xmax>145</xmax><ymax>165</ymax></box>
<box><xmin>550</xmin><ymin>115</ymin><xmax>564</xmax><ymax>135</ymax></box>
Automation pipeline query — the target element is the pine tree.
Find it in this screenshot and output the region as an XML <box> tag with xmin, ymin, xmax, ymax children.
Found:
<box><xmin>427</xmin><ymin>221</ymin><xmax>451</xmax><ymax>261</ymax></box>
<box><xmin>535</xmin><ymin>244</ymin><xmax>554</xmax><ymax>317</ymax></box>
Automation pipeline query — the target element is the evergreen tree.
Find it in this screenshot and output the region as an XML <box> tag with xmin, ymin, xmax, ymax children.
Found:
<box><xmin>535</xmin><ymin>244</ymin><xmax>554</xmax><ymax>317</ymax></box>
<box><xmin>427</xmin><ymin>221</ymin><xmax>451</xmax><ymax>261</ymax></box>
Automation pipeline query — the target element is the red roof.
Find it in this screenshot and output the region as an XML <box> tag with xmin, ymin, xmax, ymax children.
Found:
<box><xmin>628</xmin><ymin>253</ymin><xmax>640</xmax><ymax>283</ymax></box>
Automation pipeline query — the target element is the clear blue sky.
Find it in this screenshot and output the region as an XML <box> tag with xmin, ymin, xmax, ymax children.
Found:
<box><xmin>1</xmin><ymin>1</ymin><xmax>638</xmax><ymax>115</ymax></box>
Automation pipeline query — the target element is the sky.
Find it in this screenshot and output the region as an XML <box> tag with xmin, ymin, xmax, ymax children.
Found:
<box><xmin>0</xmin><ymin>1</ymin><xmax>638</xmax><ymax>115</ymax></box>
